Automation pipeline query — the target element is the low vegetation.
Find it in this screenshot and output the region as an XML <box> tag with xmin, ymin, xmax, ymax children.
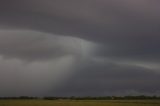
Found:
<box><xmin>0</xmin><ymin>100</ymin><xmax>160</xmax><ymax>106</ymax></box>
<box><xmin>0</xmin><ymin>96</ymin><xmax>160</xmax><ymax>106</ymax></box>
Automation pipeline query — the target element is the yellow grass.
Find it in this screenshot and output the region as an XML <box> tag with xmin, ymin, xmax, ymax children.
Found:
<box><xmin>0</xmin><ymin>100</ymin><xmax>160</xmax><ymax>106</ymax></box>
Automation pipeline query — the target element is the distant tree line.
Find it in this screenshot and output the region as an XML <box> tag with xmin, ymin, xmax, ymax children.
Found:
<box><xmin>0</xmin><ymin>96</ymin><xmax>38</xmax><ymax>100</ymax></box>
<box><xmin>0</xmin><ymin>95</ymin><xmax>160</xmax><ymax>100</ymax></box>
<box><xmin>43</xmin><ymin>96</ymin><xmax>160</xmax><ymax>100</ymax></box>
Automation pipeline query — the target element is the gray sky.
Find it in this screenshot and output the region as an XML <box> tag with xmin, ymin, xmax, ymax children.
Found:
<box><xmin>0</xmin><ymin>0</ymin><xmax>160</xmax><ymax>96</ymax></box>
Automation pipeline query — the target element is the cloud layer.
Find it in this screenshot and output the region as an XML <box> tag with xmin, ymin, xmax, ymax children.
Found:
<box><xmin>0</xmin><ymin>0</ymin><xmax>160</xmax><ymax>96</ymax></box>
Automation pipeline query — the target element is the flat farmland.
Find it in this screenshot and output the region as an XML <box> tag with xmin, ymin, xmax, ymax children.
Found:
<box><xmin>0</xmin><ymin>100</ymin><xmax>160</xmax><ymax>106</ymax></box>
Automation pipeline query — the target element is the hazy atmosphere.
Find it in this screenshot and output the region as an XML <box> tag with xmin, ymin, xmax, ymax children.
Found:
<box><xmin>0</xmin><ymin>0</ymin><xmax>160</xmax><ymax>97</ymax></box>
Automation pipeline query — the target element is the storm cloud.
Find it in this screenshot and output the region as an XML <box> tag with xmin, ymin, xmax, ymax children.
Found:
<box><xmin>0</xmin><ymin>0</ymin><xmax>160</xmax><ymax>96</ymax></box>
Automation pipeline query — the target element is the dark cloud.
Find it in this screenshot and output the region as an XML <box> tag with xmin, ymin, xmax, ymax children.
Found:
<box><xmin>95</xmin><ymin>36</ymin><xmax>160</xmax><ymax>62</ymax></box>
<box><xmin>51</xmin><ymin>59</ymin><xmax>160</xmax><ymax>96</ymax></box>
<box><xmin>0</xmin><ymin>0</ymin><xmax>160</xmax><ymax>96</ymax></box>
<box><xmin>1</xmin><ymin>0</ymin><xmax>160</xmax><ymax>40</ymax></box>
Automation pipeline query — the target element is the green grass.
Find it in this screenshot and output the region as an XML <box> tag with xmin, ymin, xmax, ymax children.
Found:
<box><xmin>0</xmin><ymin>100</ymin><xmax>160</xmax><ymax>106</ymax></box>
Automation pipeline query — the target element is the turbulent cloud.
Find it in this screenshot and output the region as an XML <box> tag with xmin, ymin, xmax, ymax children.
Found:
<box><xmin>0</xmin><ymin>0</ymin><xmax>160</xmax><ymax>96</ymax></box>
<box><xmin>0</xmin><ymin>30</ymin><xmax>97</xmax><ymax>61</ymax></box>
<box><xmin>0</xmin><ymin>29</ymin><xmax>98</xmax><ymax>96</ymax></box>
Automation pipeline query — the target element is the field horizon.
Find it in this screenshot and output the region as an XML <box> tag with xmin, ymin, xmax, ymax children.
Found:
<box><xmin>0</xmin><ymin>99</ymin><xmax>160</xmax><ymax>106</ymax></box>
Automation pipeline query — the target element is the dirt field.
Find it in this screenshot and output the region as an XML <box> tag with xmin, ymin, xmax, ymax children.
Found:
<box><xmin>0</xmin><ymin>100</ymin><xmax>160</xmax><ymax>106</ymax></box>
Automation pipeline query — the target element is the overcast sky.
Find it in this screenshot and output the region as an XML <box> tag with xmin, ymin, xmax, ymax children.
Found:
<box><xmin>0</xmin><ymin>0</ymin><xmax>160</xmax><ymax>97</ymax></box>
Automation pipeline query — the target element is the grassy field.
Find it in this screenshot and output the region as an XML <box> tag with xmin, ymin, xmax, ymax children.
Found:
<box><xmin>0</xmin><ymin>100</ymin><xmax>160</xmax><ymax>106</ymax></box>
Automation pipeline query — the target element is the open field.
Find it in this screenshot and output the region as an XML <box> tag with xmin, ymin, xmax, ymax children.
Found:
<box><xmin>0</xmin><ymin>100</ymin><xmax>160</xmax><ymax>106</ymax></box>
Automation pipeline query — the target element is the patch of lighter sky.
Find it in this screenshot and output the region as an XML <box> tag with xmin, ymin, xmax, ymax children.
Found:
<box><xmin>92</xmin><ymin>57</ymin><xmax>160</xmax><ymax>73</ymax></box>
<box><xmin>0</xmin><ymin>55</ymin><xmax>77</xmax><ymax>96</ymax></box>
<box><xmin>0</xmin><ymin>29</ymin><xmax>99</xmax><ymax>96</ymax></box>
